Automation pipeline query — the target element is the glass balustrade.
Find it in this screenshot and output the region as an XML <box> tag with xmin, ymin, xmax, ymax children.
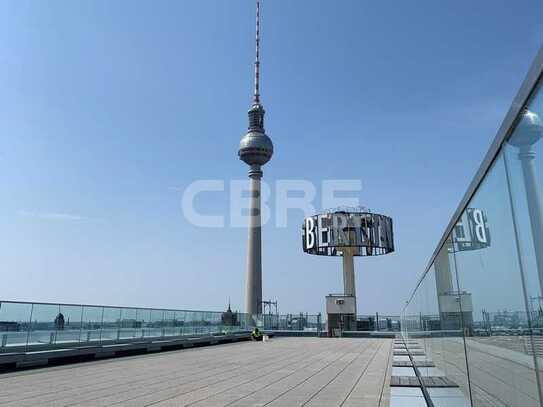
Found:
<box><xmin>402</xmin><ymin>69</ymin><xmax>543</xmax><ymax>407</ymax></box>
<box><xmin>0</xmin><ymin>300</ymin><xmax>324</xmax><ymax>351</ymax></box>
<box><xmin>0</xmin><ymin>301</ymin><xmax>253</xmax><ymax>351</ymax></box>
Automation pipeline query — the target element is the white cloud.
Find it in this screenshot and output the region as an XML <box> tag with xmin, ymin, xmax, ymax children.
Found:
<box><xmin>168</xmin><ymin>186</ymin><xmax>184</xmax><ymax>192</ymax></box>
<box><xmin>18</xmin><ymin>210</ymin><xmax>100</xmax><ymax>222</ymax></box>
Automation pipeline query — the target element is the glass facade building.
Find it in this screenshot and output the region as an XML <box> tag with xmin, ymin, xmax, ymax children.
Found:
<box><xmin>402</xmin><ymin>48</ymin><xmax>543</xmax><ymax>406</ymax></box>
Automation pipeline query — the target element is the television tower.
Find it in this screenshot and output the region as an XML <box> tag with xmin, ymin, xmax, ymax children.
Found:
<box><xmin>238</xmin><ymin>0</ymin><xmax>274</xmax><ymax>316</ymax></box>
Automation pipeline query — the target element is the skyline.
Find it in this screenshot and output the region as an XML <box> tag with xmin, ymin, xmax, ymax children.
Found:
<box><xmin>1</xmin><ymin>0</ymin><xmax>543</xmax><ymax>314</ymax></box>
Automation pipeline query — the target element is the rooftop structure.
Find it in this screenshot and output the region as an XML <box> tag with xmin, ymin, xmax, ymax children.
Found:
<box><xmin>302</xmin><ymin>209</ymin><xmax>394</xmax><ymax>334</ymax></box>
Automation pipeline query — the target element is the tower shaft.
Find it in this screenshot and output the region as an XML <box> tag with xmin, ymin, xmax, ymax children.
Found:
<box><xmin>245</xmin><ymin>165</ymin><xmax>263</xmax><ymax>315</ymax></box>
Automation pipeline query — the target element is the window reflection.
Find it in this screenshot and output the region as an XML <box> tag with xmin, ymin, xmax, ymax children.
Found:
<box><xmin>507</xmin><ymin>101</ymin><xmax>543</xmax><ymax>322</ymax></box>
<box><xmin>434</xmin><ymin>237</ymin><xmax>471</xmax><ymax>400</ymax></box>
<box><xmin>452</xmin><ymin>153</ymin><xmax>542</xmax><ymax>406</ymax></box>
<box><xmin>505</xmin><ymin>82</ymin><xmax>543</xmax><ymax>406</ymax></box>
<box><xmin>403</xmin><ymin>77</ymin><xmax>543</xmax><ymax>406</ymax></box>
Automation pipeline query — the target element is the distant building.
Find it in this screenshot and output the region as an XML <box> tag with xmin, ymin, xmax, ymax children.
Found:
<box><xmin>0</xmin><ymin>321</ymin><xmax>20</xmax><ymax>331</ymax></box>
<box><xmin>221</xmin><ymin>302</ymin><xmax>238</xmax><ymax>326</ymax></box>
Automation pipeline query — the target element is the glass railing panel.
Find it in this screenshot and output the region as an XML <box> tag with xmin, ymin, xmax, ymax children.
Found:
<box><xmin>207</xmin><ymin>312</ymin><xmax>219</xmax><ymax>334</ymax></box>
<box><xmin>193</xmin><ymin>311</ymin><xmax>204</xmax><ymax>335</ymax></box>
<box><xmin>204</xmin><ymin>312</ymin><xmax>216</xmax><ymax>334</ymax></box>
<box><xmin>213</xmin><ymin>312</ymin><xmax>221</xmax><ymax>333</ymax></box>
<box><xmin>222</xmin><ymin>311</ymin><xmax>232</xmax><ymax>332</ymax></box>
<box><xmin>119</xmin><ymin>307</ymin><xmax>138</xmax><ymax>340</ymax></box>
<box><xmin>187</xmin><ymin>311</ymin><xmax>198</xmax><ymax>334</ymax></box>
<box><xmin>214</xmin><ymin>312</ymin><xmax>224</xmax><ymax>333</ymax></box>
<box><xmin>148</xmin><ymin>309</ymin><xmax>164</xmax><ymax>337</ymax></box>
<box><xmin>193</xmin><ymin>311</ymin><xmax>203</xmax><ymax>334</ymax></box>
<box><xmin>182</xmin><ymin>311</ymin><xmax>191</xmax><ymax>335</ymax></box>
<box><xmin>140</xmin><ymin>309</ymin><xmax>152</xmax><ymax>338</ymax></box>
<box><xmin>418</xmin><ymin>265</ymin><xmax>446</xmax><ymax>380</ymax></box>
<box><xmin>200</xmin><ymin>311</ymin><xmax>210</xmax><ymax>334</ymax></box>
<box><xmin>453</xmin><ymin>152</ymin><xmax>541</xmax><ymax>406</ymax></box>
<box><xmin>81</xmin><ymin>305</ymin><xmax>103</xmax><ymax>343</ymax></box>
<box><xmin>0</xmin><ymin>301</ymin><xmax>32</xmax><ymax>349</ymax></box>
<box><xmin>262</xmin><ymin>314</ymin><xmax>278</xmax><ymax>330</ymax></box>
<box><xmin>28</xmin><ymin>303</ymin><xmax>61</xmax><ymax>346</ymax></box>
<box><xmin>218</xmin><ymin>311</ymin><xmax>226</xmax><ymax>333</ymax></box>
<box><xmin>101</xmin><ymin>307</ymin><xmax>121</xmax><ymax>341</ymax></box>
<box><xmin>201</xmin><ymin>311</ymin><xmax>209</xmax><ymax>334</ymax></box>
<box><xmin>401</xmin><ymin>232</ymin><xmax>471</xmax><ymax>404</ymax></box>
<box><xmin>223</xmin><ymin>310</ymin><xmax>242</xmax><ymax>333</ymax></box>
<box><xmin>239</xmin><ymin>313</ymin><xmax>246</xmax><ymax>330</ymax></box>
<box><xmin>505</xmin><ymin>79</ymin><xmax>543</xmax><ymax>405</ymax></box>
<box><xmin>163</xmin><ymin>310</ymin><xmax>176</xmax><ymax>337</ymax></box>
<box><xmin>174</xmin><ymin>311</ymin><xmax>185</xmax><ymax>335</ymax></box>
<box><xmin>208</xmin><ymin>311</ymin><xmax>217</xmax><ymax>333</ymax></box>
<box><xmin>133</xmin><ymin>308</ymin><xmax>146</xmax><ymax>339</ymax></box>
<box><xmin>304</xmin><ymin>314</ymin><xmax>315</xmax><ymax>331</ymax></box>
<box><xmin>173</xmin><ymin>311</ymin><xmax>185</xmax><ymax>336</ymax></box>
<box><xmin>55</xmin><ymin>304</ymin><xmax>83</xmax><ymax>344</ymax></box>
<box><xmin>277</xmin><ymin>314</ymin><xmax>288</xmax><ymax>330</ymax></box>
<box><xmin>375</xmin><ymin>315</ymin><xmax>401</xmax><ymax>332</ymax></box>
<box><xmin>235</xmin><ymin>313</ymin><xmax>252</xmax><ymax>330</ymax></box>
<box><xmin>185</xmin><ymin>311</ymin><xmax>196</xmax><ymax>335</ymax></box>
<box><xmin>215</xmin><ymin>311</ymin><xmax>224</xmax><ymax>333</ymax></box>
<box><xmin>220</xmin><ymin>311</ymin><xmax>229</xmax><ymax>333</ymax></box>
<box><xmin>437</xmin><ymin>235</ymin><xmax>471</xmax><ymax>402</ymax></box>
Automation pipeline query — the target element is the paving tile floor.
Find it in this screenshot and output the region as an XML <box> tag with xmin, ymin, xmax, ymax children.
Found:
<box><xmin>0</xmin><ymin>337</ymin><xmax>392</xmax><ymax>407</ymax></box>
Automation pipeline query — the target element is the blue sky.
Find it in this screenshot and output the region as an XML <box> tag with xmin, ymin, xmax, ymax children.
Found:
<box><xmin>1</xmin><ymin>0</ymin><xmax>542</xmax><ymax>314</ymax></box>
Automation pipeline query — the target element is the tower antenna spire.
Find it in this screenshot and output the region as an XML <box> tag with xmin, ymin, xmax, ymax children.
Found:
<box><xmin>253</xmin><ymin>0</ymin><xmax>261</xmax><ymax>105</ymax></box>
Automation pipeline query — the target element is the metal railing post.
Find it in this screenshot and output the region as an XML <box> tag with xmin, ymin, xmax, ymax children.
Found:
<box><xmin>99</xmin><ymin>307</ymin><xmax>104</xmax><ymax>344</ymax></box>
<box><xmin>78</xmin><ymin>306</ymin><xmax>84</xmax><ymax>343</ymax></box>
<box><xmin>25</xmin><ymin>303</ymin><xmax>34</xmax><ymax>352</ymax></box>
<box><xmin>134</xmin><ymin>309</ymin><xmax>138</xmax><ymax>338</ymax></box>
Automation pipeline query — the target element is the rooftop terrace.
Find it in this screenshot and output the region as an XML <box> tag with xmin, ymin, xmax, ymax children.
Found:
<box><xmin>0</xmin><ymin>338</ymin><xmax>392</xmax><ymax>407</ymax></box>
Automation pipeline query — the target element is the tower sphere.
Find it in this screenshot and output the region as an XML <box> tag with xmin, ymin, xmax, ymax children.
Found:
<box><xmin>238</xmin><ymin>104</ymin><xmax>274</xmax><ymax>166</ymax></box>
<box><xmin>511</xmin><ymin>109</ymin><xmax>543</xmax><ymax>147</ymax></box>
<box><xmin>238</xmin><ymin>131</ymin><xmax>274</xmax><ymax>166</ymax></box>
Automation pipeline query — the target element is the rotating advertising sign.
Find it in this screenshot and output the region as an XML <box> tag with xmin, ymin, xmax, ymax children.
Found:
<box><xmin>302</xmin><ymin>210</ymin><xmax>394</xmax><ymax>257</ymax></box>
